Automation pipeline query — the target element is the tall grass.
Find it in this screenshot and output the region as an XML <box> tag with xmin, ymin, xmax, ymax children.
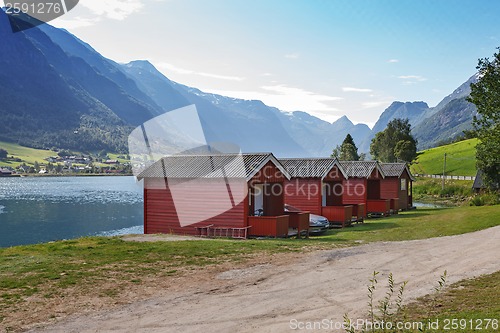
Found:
<box><xmin>412</xmin><ymin>178</ymin><xmax>473</xmax><ymax>202</ymax></box>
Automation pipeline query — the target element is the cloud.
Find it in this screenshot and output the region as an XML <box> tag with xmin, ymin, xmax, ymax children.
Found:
<box><xmin>342</xmin><ymin>87</ymin><xmax>373</xmax><ymax>93</ymax></box>
<box><xmin>205</xmin><ymin>85</ymin><xmax>343</xmax><ymax>120</ymax></box>
<box><xmin>285</xmin><ymin>53</ymin><xmax>300</xmax><ymax>59</ymax></box>
<box><xmin>156</xmin><ymin>62</ymin><xmax>244</xmax><ymax>81</ymax></box>
<box><xmin>198</xmin><ymin>72</ymin><xmax>244</xmax><ymax>81</ymax></box>
<box><xmin>398</xmin><ymin>75</ymin><xmax>427</xmax><ymax>81</ymax></box>
<box><xmin>361</xmin><ymin>100</ymin><xmax>391</xmax><ymax>109</ymax></box>
<box><xmin>156</xmin><ymin>62</ymin><xmax>194</xmax><ymax>75</ymax></box>
<box><xmin>387</xmin><ymin>59</ymin><xmax>399</xmax><ymax>63</ymax></box>
<box><xmin>79</xmin><ymin>0</ymin><xmax>144</xmax><ymax>20</ymax></box>
<box><xmin>397</xmin><ymin>75</ymin><xmax>427</xmax><ymax>86</ymax></box>
<box><xmin>51</xmin><ymin>16</ymin><xmax>100</xmax><ymax>29</ymax></box>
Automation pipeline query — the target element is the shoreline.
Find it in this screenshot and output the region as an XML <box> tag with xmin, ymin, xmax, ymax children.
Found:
<box><xmin>0</xmin><ymin>173</ymin><xmax>134</xmax><ymax>178</ymax></box>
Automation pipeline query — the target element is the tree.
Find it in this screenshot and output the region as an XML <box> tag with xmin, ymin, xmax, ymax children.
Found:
<box><xmin>467</xmin><ymin>47</ymin><xmax>500</xmax><ymax>190</ymax></box>
<box><xmin>394</xmin><ymin>140</ymin><xmax>417</xmax><ymax>162</ymax></box>
<box><xmin>330</xmin><ymin>145</ymin><xmax>341</xmax><ymax>158</ymax></box>
<box><xmin>370</xmin><ymin>118</ymin><xmax>418</xmax><ymax>162</ymax></box>
<box><xmin>0</xmin><ymin>148</ymin><xmax>7</xmax><ymax>159</ymax></box>
<box><xmin>33</xmin><ymin>161</ymin><xmax>41</xmax><ymax>173</ymax></box>
<box><xmin>339</xmin><ymin>143</ymin><xmax>359</xmax><ymax>161</ymax></box>
<box><xmin>333</xmin><ymin>134</ymin><xmax>361</xmax><ymax>160</ymax></box>
<box><xmin>340</xmin><ymin>134</ymin><xmax>360</xmax><ymax>161</ymax></box>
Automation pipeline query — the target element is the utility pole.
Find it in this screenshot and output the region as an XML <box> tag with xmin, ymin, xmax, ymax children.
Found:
<box><xmin>442</xmin><ymin>153</ymin><xmax>447</xmax><ymax>191</ymax></box>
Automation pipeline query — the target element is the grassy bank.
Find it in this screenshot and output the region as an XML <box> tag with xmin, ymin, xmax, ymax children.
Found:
<box><xmin>404</xmin><ymin>271</ymin><xmax>500</xmax><ymax>333</ymax></box>
<box><xmin>413</xmin><ymin>177</ymin><xmax>474</xmax><ymax>204</ymax></box>
<box><xmin>411</xmin><ymin>138</ymin><xmax>478</xmax><ymax>177</ymax></box>
<box><xmin>1</xmin><ymin>205</ymin><xmax>499</xmax><ymax>331</ymax></box>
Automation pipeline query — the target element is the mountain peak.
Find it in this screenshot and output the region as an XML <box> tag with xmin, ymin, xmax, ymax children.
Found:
<box><xmin>333</xmin><ymin>115</ymin><xmax>353</xmax><ymax>126</ymax></box>
<box><xmin>125</xmin><ymin>60</ymin><xmax>159</xmax><ymax>73</ymax></box>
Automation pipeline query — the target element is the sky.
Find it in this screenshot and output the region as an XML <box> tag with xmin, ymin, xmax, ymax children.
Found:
<box><xmin>7</xmin><ymin>0</ymin><xmax>500</xmax><ymax>128</ymax></box>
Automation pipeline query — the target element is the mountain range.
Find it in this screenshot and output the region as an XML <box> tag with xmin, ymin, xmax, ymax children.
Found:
<box><xmin>0</xmin><ymin>9</ymin><xmax>479</xmax><ymax>156</ymax></box>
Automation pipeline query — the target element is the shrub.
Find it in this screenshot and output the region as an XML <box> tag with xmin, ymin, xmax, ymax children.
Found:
<box><xmin>470</xmin><ymin>193</ymin><xmax>500</xmax><ymax>206</ymax></box>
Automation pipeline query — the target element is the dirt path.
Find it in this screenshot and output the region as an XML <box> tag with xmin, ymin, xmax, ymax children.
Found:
<box><xmin>29</xmin><ymin>226</ymin><xmax>500</xmax><ymax>333</ymax></box>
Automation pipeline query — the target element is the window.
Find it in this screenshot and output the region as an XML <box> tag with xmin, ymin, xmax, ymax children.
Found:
<box><xmin>401</xmin><ymin>178</ymin><xmax>407</xmax><ymax>191</ymax></box>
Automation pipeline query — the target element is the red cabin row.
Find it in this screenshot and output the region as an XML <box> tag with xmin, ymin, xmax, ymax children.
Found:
<box><xmin>139</xmin><ymin>154</ymin><xmax>414</xmax><ymax>237</ymax></box>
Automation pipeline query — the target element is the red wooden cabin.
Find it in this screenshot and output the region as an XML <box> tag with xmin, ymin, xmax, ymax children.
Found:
<box><xmin>379</xmin><ymin>163</ymin><xmax>415</xmax><ymax>212</ymax></box>
<box><xmin>279</xmin><ymin>158</ymin><xmax>353</xmax><ymax>227</ymax></box>
<box><xmin>339</xmin><ymin>161</ymin><xmax>390</xmax><ymax>216</ymax></box>
<box><xmin>138</xmin><ymin>153</ymin><xmax>292</xmax><ymax>238</ymax></box>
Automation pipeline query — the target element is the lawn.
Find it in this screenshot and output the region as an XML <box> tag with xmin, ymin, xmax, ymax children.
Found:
<box><xmin>315</xmin><ymin>205</ymin><xmax>500</xmax><ymax>243</ymax></box>
<box><xmin>411</xmin><ymin>138</ymin><xmax>478</xmax><ymax>177</ymax></box>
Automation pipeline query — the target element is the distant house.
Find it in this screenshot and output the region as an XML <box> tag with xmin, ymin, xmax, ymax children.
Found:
<box><xmin>0</xmin><ymin>168</ymin><xmax>13</xmax><ymax>177</ymax></box>
<box><xmin>104</xmin><ymin>159</ymin><xmax>119</xmax><ymax>165</ymax></box>
<box><xmin>472</xmin><ymin>170</ymin><xmax>486</xmax><ymax>194</ymax></box>
<box><xmin>138</xmin><ymin>153</ymin><xmax>294</xmax><ymax>238</ymax></box>
<box><xmin>279</xmin><ymin>158</ymin><xmax>354</xmax><ymax>227</ymax></box>
<box><xmin>339</xmin><ymin>161</ymin><xmax>389</xmax><ymax>216</ymax></box>
<box><xmin>379</xmin><ymin>163</ymin><xmax>415</xmax><ymax>212</ymax></box>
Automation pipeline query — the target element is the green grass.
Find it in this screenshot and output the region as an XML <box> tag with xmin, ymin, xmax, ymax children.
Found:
<box><xmin>411</xmin><ymin>138</ymin><xmax>478</xmax><ymax>176</ymax></box>
<box><xmin>0</xmin><ymin>141</ymin><xmax>131</xmax><ymax>169</ymax></box>
<box><xmin>404</xmin><ymin>271</ymin><xmax>500</xmax><ymax>333</ymax></box>
<box><xmin>315</xmin><ymin>205</ymin><xmax>500</xmax><ymax>243</ymax></box>
<box><xmin>0</xmin><ymin>141</ymin><xmax>57</xmax><ymax>168</ymax></box>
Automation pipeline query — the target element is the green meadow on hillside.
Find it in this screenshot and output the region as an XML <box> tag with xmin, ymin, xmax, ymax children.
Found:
<box><xmin>0</xmin><ymin>141</ymin><xmax>56</xmax><ymax>168</ymax></box>
<box><xmin>411</xmin><ymin>139</ymin><xmax>478</xmax><ymax>177</ymax></box>
<box><xmin>0</xmin><ymin>141</ymin><xmax>129</xmax><ymax>169</ymax></box>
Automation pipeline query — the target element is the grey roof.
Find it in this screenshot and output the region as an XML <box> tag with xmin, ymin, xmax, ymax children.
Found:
<box><xmin>339</xmin><ymin>161</ymin><xmax>385</xmax><ymax>178</ymax></box>
<box><xmin>380</xmin><ymin>163</ymin><xmax>415</xmax><ymax>180</ymax></box>
<box><xmin>472</xmin><ymin>170</ymin><xmax>485</xmax><ymax>189</ymax></box>
<box><xmin>279</xmin><ymin>158</ymin><xmax>348</xmax><ymax>179</ymax></box>
<box><xmin>137</xmin><ymin>153</ymin><xmax>290</xmax><ymax>181</ymax></box>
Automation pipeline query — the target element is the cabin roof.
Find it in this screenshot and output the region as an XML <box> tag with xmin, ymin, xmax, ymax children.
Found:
<box><xmin>278</xmin><ymin>158</ymin><xmax>348</xmax><ymax>179</ymax></box>
<box><xmin>137</xmin><ymin>153</ymin><xmax>290</xmax><ymax>181</ymax></box>
<box><xmin>380</xmin><ymin>162</ymin><xmax>415</xmax><ymax>181</ymax></box>
<box><xmin>338</xmin><ymin>160</ymin><xmax>385</xmax><ymax>179</ymax></box>
<box><xmin>472</xmin><ymin>170</ymin><xmax>485</xmax><ymax>189</ymax></box>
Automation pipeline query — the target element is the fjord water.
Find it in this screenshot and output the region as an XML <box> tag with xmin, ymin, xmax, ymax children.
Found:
<box><xmin>0</xmin><ymin>176</ymin><xmax>143</xmax><ymax>247</ymax></box>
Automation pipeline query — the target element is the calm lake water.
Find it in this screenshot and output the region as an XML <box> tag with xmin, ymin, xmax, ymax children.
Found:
<box><xmin>0</xmin><ymin>176</ymin><xmax>143</xmax><ymax>247</ymax></box>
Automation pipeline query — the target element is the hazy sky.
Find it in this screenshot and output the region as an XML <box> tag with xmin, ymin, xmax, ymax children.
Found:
<box><xmin>9</xmin><ymin>0</ymin><xmax>500</xmax><ymax>127</ymax></box>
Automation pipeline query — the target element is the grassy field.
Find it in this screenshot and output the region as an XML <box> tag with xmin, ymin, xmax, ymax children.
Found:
<box><xmin>411</xmin><ymin>138</ymin><xmax>478</xmax><ymax>176</ymax></box>
<box><xmin>0</xmin><ymin>141</ymin><xmax>130</xmax><ymax>169</ymax></box>
<box><xmin>0</xmin><ymin>141</ymin><xmax>56</xmax><ymax>168</ymax></box>
<box><xmin>1</xmin><ymin>205</ymin><xmax>499</xmax><ymax>331</ymax></box>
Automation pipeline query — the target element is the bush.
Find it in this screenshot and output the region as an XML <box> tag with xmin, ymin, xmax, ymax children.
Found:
<box><xmin>470</xmin><ymin>193</ymin><xmax>500</xmax><ymax>206</ymax></box>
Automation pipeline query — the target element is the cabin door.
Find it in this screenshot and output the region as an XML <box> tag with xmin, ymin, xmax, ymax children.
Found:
<box><xmin>253</xmin><ymin>184</ymin><xmax>264</xmax><ymax>215</ymax></box>
<box><xmin>322</xmin><ymin>183</ymin><xmax>327</xmax><ymax>206</ymax></box>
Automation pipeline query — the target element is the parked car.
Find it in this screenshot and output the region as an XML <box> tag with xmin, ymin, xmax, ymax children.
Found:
<box><xmin>284</xmin><ymin>204</ymin><xmax>329</xmax><ymax>235</ymax></box>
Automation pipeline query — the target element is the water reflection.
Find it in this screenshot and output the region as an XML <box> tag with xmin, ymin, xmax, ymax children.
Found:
<box><xmin>0</xmin><ymin>176</ymin><xmax>143</xmax><ymax>247</ymax></box>
<box><xmin>413</xmin><ymin>201</ymin><xmax>450</xmax><ymax>208</ymax></box>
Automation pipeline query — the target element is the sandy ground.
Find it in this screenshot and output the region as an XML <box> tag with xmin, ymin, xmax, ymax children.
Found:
<box><xmin>27</xmin><ymin>226</ymin><xmax>500</xmax><ymax>333</ymax></box>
